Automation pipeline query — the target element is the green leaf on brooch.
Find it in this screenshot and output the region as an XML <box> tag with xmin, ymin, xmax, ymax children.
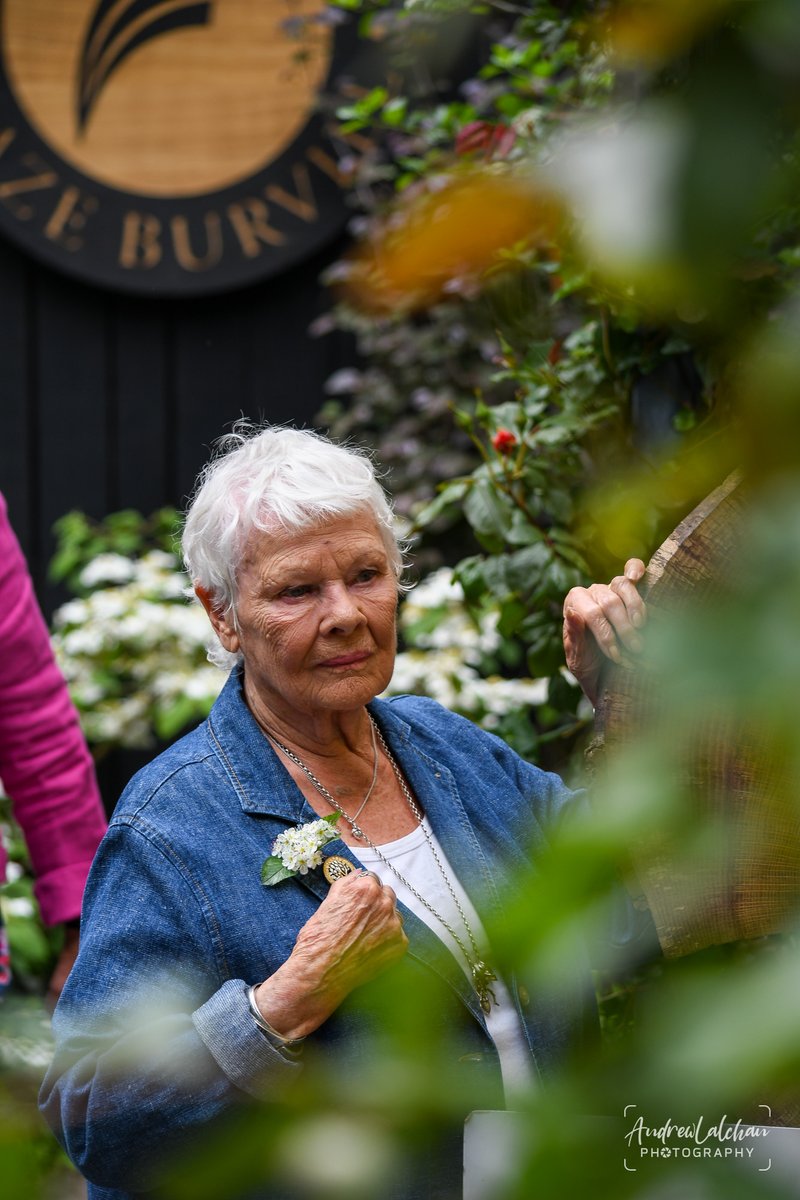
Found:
<box><xmin>260</xmin><ymin>814</ymin><xmax>341</xmax><ymax>887</ymax></box>
<box><xmin>261</xmin><ymin>857</ymin><xmax>295</xmax><ymax>886</ymax></box>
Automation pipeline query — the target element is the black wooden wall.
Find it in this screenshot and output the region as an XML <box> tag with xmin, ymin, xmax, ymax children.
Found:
<box><xmin>0</xmin><ymin>234</ymin><xmax>353</xmax><ymax>615</ymax></box>
<box><xmin>0</xmin><ymin>234</ymin><xmax>356</xmax><ymax>809</ymax></box>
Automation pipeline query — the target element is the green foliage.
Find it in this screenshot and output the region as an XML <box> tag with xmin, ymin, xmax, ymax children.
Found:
<box><xmin>316</xmin><ymin>1</ymin><xmax>733</xmax><ymax>766</ymax></box>
<box><xmin>305</xmin><ymin>6</ymin><xmax>800</xmax><ymax>1195</ymax></box>
<box><xmin>49</xmin><ymin>506</ymin><xmax>181</xmax><ymax>594</ymax></box>
<box><xmin>314</xmin><ymin>298</ymin><xmax>506</xmax><ymax>541</ymax></box>
<box><xmin>316</xmin><ymin>2</ymin><xmax>610</xmax><ymax>538</ymax></box>
<box><xmin>0</xmin><ymin>798</ymin><xmax>59</xmax><ymax>989</ymax></box>
<box><xmin>49</xmin><ymin>512</ymin><xmax>223</xmax><ymax>752</ymax></box>
<box><xmin>0</xmin><ymin>797</ymin><xmax>78</xmax><ymax>1195</ymax></box>
<box><xmin>260</xmin><ymin>861</ymin><xmax>297</xmax><ymax>887</ymax></box>
<box><xmin>0</xmin><ymin>1065</ymin><xmax>75</xmax><ymax>1200</ymax></box>
<box><xmin>386</xmin><ymin>566</ymin><xmax>553</xmax><ymax>759</ymax></box>
<box><xmin>9</xmin><ymin>3</ymin><xmax>800</xmax><ymax>1196</ymax></box>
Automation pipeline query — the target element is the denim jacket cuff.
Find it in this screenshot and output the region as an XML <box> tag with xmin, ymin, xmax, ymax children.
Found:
<box><xmin>192</xmin><ymin>978</ymin><xmax>303</xmax><ymax>1098</ymax></box>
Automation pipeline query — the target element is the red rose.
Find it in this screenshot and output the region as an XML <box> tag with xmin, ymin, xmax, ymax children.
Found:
<box><xmin>455</xmin><ymin>121</ymin><xmax>516</xmax><ymax>159</ymax></box>
<box><xmin>491</xmin><ymin>429</ymin><xmax>518</xmax><ymax>455</ymax></box>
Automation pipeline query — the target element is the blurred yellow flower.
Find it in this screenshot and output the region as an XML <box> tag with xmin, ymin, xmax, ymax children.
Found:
<box><xmin>343</xmin><ymin>169</ymin><xmax>562</xmax><ymax>315</ymax></box>
<box><xmin>604</xmin><ymin>0</ymin><xmax>737</xmax><ymax>67</ymax></box>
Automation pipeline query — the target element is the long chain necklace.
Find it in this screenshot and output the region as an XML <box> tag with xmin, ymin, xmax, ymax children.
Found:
<box><xmin>269</xmin><ymin>719</ymin><xmax>379</xmax><ymax>838</ymax></box>
<box><xmin>267</xmin><ymin>716</ymin><xmax>498</xmax><ymax>1014</ymax></box>
<box><xmin>347</xmin><ymin>717</ymin><xmax>379</xmax><ymax>828</ymax></box>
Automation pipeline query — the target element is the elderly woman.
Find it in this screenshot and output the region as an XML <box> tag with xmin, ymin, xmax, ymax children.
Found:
<box><xmin>40</xmin><ymin>425</ymin><xmax>645</xmax><ymax>1199</ymax></box>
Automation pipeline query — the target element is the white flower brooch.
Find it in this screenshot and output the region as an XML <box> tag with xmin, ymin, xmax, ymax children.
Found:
<box><xmin>261</xmin><ymin>814</ymin><xmax>341</xmax><ymax>886</ymax></box>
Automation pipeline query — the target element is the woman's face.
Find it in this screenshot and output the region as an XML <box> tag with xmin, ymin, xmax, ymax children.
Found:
<box><xmin>202</xmin><ymin>512</ymin><xmax>399</xmax><ymax>728</ymax></box>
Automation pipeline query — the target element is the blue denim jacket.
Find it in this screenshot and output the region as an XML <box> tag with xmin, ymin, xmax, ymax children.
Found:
<box><xmin>39</xmin><ymin>669</ymin><xmax>597</xmax><ymax>1199</ymax></box>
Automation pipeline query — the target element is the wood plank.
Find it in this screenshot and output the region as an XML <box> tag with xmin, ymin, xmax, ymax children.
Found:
<box><xmin>35</xmin><ymin>269</ymin><xmax>109</xmax><ymax>610</ymax></box>
<box><xmin>173</xmin><ymin>295</ymin><xmax>250</xmax><ymax>506</ymax></box>
<box><xmin>112</xmin><ymin>299</ymin><xmax>171</xmax><ymax>513</ymax></box>
<box><xmin>244</xmin><ymin>248</ymin><xmax>350</xmax><ymax>427</ymax></box>
<box><xmin>591</xmin><ymin>473</ymin><xmax>800</xmax><ymax>957</ymax></box>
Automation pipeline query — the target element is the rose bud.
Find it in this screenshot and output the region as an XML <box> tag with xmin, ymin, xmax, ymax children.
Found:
<box><xmin>492</xmin><ymin>429</ymin><xmax>518</xmax><ymax>455</ymax></box>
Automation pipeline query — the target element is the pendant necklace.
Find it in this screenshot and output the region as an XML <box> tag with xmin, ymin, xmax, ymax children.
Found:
<box><xmin>266</xmin><ymin>716</ymin><xmax>498</xmax><ymax>1014</ymax></box>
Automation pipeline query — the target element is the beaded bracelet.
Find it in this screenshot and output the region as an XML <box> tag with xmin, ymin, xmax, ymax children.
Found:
<box><xmin>245</xmin><ymin>984</ymin><xmax>304</xmax><ymax>1054</ymax></box>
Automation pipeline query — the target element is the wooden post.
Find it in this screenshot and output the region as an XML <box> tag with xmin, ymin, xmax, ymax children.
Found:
<box><xmin>590</xmin><ymin>471</ymin><xmax>800</xmax><ymax>958</ymax></box>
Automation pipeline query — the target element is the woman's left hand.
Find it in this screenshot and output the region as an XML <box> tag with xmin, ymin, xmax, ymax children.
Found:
<box><xmin>562</xmin><ymin>558</ymin><xmax>647</xmax><ymax>706</ymax></box>
<box><xmin>46</xmin><ymin>924</ymin><xmax>80</xmax><ymax>1012</ymax></box>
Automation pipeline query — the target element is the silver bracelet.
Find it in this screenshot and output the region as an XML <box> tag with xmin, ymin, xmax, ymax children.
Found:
<box><xmin>245</xmin><ymin>984</ymin><xmax>304</xmax><ymax>1053</ymax></box>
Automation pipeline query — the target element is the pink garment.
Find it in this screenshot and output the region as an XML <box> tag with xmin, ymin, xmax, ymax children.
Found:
<box><xmin>0</xmin><ymin>492</ymin><xmax>107</xmax><ymax>925</ymax></box>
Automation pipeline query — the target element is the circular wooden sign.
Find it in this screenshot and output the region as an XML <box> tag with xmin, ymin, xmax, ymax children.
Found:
<box><xmin>0</xmin><ymin>0</ymin><xmax>369</xmax><ymax>294</ymax></box>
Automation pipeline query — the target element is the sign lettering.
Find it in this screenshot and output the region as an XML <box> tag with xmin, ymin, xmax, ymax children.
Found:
<box><xmin>171</xmin><ymin>212</ymin><xmax>224</xmax><ymax>272</ymax></box>
<box><xmin>44</xmin><ymin>186</ymin><xmax>98</xmax><ymax>251</ymax></box>
<box><xmin>0</xmin><ymin>127</ymin><xmax>16</xmax><ymax>158</ymax></box>
<box><xmin>119</xmin><ymin>211</ymin><xmax>162</xmax><ymax>269</ymax></box>
<box><xmin>227</xmin><ymin>200</ymin><xmax>286</xmax><ymax>257</ymax></box>
<box><xmin>265</xmin><ymin>164</ymin><xmax>318</xmax><ymax>224</ymax></box>
<box><xmin>0</xmin><ymin>2</ymin><xmax>393</xmax><ymax>294</ymax></box>
<box><xmin>0</xmin><ymin>153</ymin><xmax>59</xmax><ymax>221</ymax></box>
<box><xmin>305</xmin><ymin>146</ymin><xmax>350</xmax><ymax>187</ymax></box>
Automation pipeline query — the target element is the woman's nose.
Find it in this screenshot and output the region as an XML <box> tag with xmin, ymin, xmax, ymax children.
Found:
<box><xmin>319</xmin><ymin>583</ymin><xmax>367</xmax><ymax>634</ymax></box>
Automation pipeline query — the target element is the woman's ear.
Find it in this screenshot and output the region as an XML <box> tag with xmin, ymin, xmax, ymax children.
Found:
<box><xmin>194</xmin><ymin>585</ymin><xmax>240</xmax><ymax>654</ymax></box>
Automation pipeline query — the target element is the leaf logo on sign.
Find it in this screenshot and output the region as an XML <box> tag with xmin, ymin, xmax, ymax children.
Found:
<box><xmin>77</xmin><ymin>0</ymin><xmax>214</xmax><ymax>133</ymax></box>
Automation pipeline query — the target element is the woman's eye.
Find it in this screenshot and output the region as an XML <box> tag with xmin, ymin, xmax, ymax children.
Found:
<box><xmin>355</xmin><ymin>569</ymin><xmax>378</xmax><ymax>584</ymax></box>
<box><xmin>282</xmin><ymin>584</ymin><xmax>314</xmax><ymax>599</ymax></box>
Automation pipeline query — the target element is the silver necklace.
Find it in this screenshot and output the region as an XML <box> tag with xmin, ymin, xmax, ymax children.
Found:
<box><xmin>344</xmin><ymin>716</ymin><xmax>379</xmax><ymax>827</ymax></box>
<box><xmin>267</xmin><ymin>716</ymin><xmax>498</xmax><ymax>1014</ymax></box>
<box><xmin>370</xmin><ymin>721</ymin><xmax>498</xmax><ymax>1015</ymax></box>
<box><xmin>270</xmin><ymin>718</ymin><xmax>378</xmax><ymax>838</ymax></box>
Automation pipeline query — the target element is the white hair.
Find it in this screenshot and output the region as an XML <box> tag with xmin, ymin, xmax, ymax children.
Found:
<box><xmin>182</xmin><ymin>423</ymin><xmax>405</xmax><ymax>669</ymax></box>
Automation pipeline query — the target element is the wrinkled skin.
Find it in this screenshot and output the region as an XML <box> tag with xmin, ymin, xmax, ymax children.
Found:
<box><xmin>254</xmin><ymin>870</ymin><xmax>407</xmax><ymax>1039</ymax></box>
<box><xmin>562</xmin><ymin>558</ymin><xmax>647</xmax><ymax>706</ymax></box>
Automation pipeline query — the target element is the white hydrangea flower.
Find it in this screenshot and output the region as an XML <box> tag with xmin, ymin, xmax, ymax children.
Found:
<box><xmin>406</xmin><ymin>567</ymin><xmax>462</xmax><ymax>609</ymax></box>
<box><xmin>163</xmin><ymin>604</ymin><xmax>210</xmax><ymax>643</ymax></box>
<box><xmin>134</xmin><ymin>560</ymin><xmax>186</xmax><ymax>598</ymax></box>
<box><xmin>185</xmin><ymin>668</ymin><xmax>225</xmax><ymax>702</ymax></box>
<box><xmin>385</xmin><ymin>567</ymin><xmax>552</xmax><ymax>735</ymax></box>
<box><xmin>157</xmin><ymin>573</ymin><xmax>191</xmax><ymax>599</ymax></box>
<box><xmin>50</xmin><ymin>549</ymin><xmax>224</xmax><ymax>750</ymax></box>
<box><xmin>2</xmin><ymin>896</ymin><xmax>35</xmax><ymax>918</ymax></box>
<box><xmin>401</xmin><ymin>570</ymin><xmax>500</xmax><ymax>664</ymax></box>
<box><xmin>79</xmin><ymin>553</ymin><xmax>136</xmax><ymax>589</ymax></box>
<box><xmin>85</xmin><ymin>590</ymin><xmax>129</xmax><ymax>621</ymax></box>
<box><xmin>150</xmin><ymin>670</ymin><xmax>190</xmax><ymax>698</ymax></box>
<box><xmin>271</xmin><ymin>819</ymin><xmax>340</xmax><ymax>875</ymax></box>
<box><xmin>140</xmin><ymin>549</ymin><xmax>178</xmax><ymax>570</ymax></box>
<box><xmin>62</xmin><ymin>627</ymin><xmax>106</xmax><ymax>656</ymax></box>
<box><xmin>53</xmin><ymin>599</ymin><xmax>90</xmax><ymax>628</ymax></box>
<box><xmin>115</xmin><ymin>613</ymin><xmax>151</xmax><ymax>641</ymax></box>
<box><xmin>72</xmin><ymin>681</ymin><xmax>105</xmax><ymax>706</ymax></box>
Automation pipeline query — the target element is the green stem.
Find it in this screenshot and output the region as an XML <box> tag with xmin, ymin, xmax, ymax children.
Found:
<box><xmin>600</xmin><ymin>308</ymin><xmax>615</xmax><ymax>375</ymax></box>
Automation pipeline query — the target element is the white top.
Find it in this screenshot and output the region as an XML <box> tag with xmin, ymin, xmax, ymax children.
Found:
<box><xmin>356</xmin><ymin>818</ymin><xmax>535</xmax><ymax>1101</ymax></box>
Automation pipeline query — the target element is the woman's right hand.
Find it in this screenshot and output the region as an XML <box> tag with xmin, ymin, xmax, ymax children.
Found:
<box><xmin>251</xmin><ymin>870</ymin><xmax>408</xmax><ymax>1041</ymax></box>
<box><xmin>562</xmin><ymin>558</ymin><xmax>647</xmax><ymax>706</ymax></box>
